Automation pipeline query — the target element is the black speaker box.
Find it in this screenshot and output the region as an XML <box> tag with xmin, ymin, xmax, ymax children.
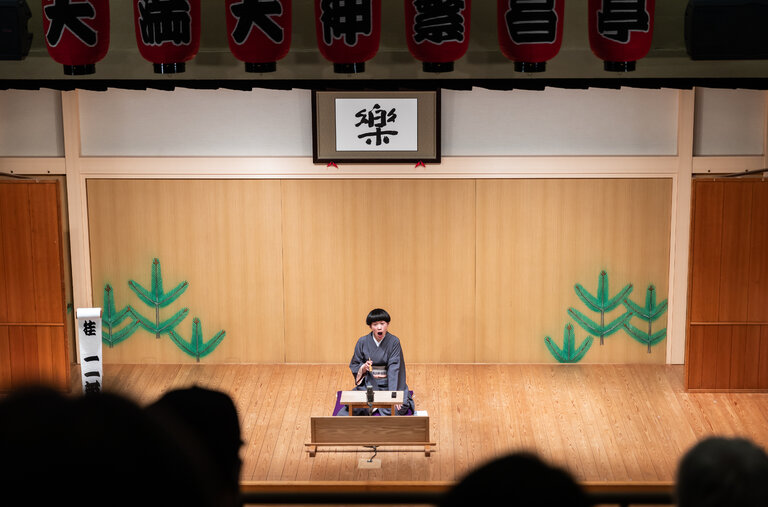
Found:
<box><xmin>685</xmin><ymin>0</ymin><xmax>768</xmax><ymax>60</ymax></box>
<box><xmin>0</xmin><ymin>0</ymin><xmax>32</xmax><ymax>61</ymax></box>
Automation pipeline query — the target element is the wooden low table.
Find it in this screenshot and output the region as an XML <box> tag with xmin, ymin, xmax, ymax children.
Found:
<box><xmin>306</xmin><ymin>415</ymin><xmax>434</xmax><ymax>457</ymax></box>
<box><xmin>340</xmin><ymin>390</ymin><xmax>404</xmax><ymax>415</ymax></box>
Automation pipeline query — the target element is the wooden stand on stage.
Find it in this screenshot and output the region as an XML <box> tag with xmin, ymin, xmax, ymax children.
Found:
<box><xmin>306</xmin><ymin>391</ymin><xmax>435</xmax><ymax>457</ymax></box>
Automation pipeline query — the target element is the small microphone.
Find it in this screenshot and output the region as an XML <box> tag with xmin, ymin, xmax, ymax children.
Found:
<box><xmin>366</xmin><ymin>384</ymin><xmax>374</xmax><ymax>415</ymax></box>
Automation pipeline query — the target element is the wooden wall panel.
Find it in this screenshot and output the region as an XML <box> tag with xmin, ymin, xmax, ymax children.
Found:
<box><xmin>88</xmin><ymin>178</ymin><xmax>671</xmax><ymax>365</ymax></box>
<box><xmin>50</xmin><ymin>326</ymin><xmax>68</xmax><ymax>386</ymax></box>
<box><xmin>686</xmin><ymin>180</ymin><xmax>768</xmax><ymax>391</ymax></box>
<box><xmin>718</xmin><ymin>183</ymin><xmax>752</xmax><ymax>322</ymax></box>
<box><xmin>731</xmin><ymin>326</ymin><xmax>760</xmax><ymax>389</ymax></box>
<box><xmin>87</xmin><ymin>180</ymin><xmax>285</xmax><ymax>364</ymax></box>
<box><xmin>0</xmin><ymin>190</ymin><xmax>6</xmax><ymax>323</ymax></box>
<box><xmin>6</xmin><ymin>327</ymin><xmax>26</xmax><ymax>385</ymax></box>
<box><xmin>281</xmin><ymin>180</ymin><xmax>476</xmax><ymax>363</ymax></box>
<box><xmin>687</xmin><ymin>324</ymin><xmax>768</xmax><ymax>391</ymax></box>
<box><xmin>0</xmin><ymin>327</ymin><xmax>11</xmax><ymax>386</ymax></box>
<box><xmin>0</xmin><ymin>181</ymin><xmax>68</xmax><ymax>391</ymax></box>
<box><xmin>476</xmin><ymin>179</ymin><xmax>671</xmax><ymax>363</ymax></box>
<box><xmin>686</xmin><ymin>326</ymin><xmax>704</xmax><ymax>388</ymax></box>
<box><xmin>36</xmin><ymin>326</ymin><xmax>68</xmax><ymax>387</ymax></box>
<box><xmin>1</xmin><ymin>326</ymin><xmax>69</xmax><ymax>388</ymax></box>
<box><xmin>689</xmin><ymin>181</ymin><xmax>723</xmax><ymax>322</ymax></box>
<box><xmin>699</xmin><ymin>326</ymin><xmax>720</xmax><ymax>389</ymax></box>
<box><xmin>760</xmin><ymin>326</ymin><xmax>768</xmax><ymax>389</ymax></box>
<box><xmin>0</xmin><ymin>182</ymin><xmax>35</xmax><ymax>323</ymax></box>
<box><xmin>21</xmin><ymin>327</ymin><xmax>40</xmax><ymax>383</ymax></box>
<box><xmin>714</xmin><ymin>326</ymin><xmax>732</xmax><ymax>388</ymax></box>
<box><xmin>28</xmin><ymin>183</ymin><xmax>65</xmax><ymax>323</ymax></box>
<box><xmin>747</xmin><ymin>184</ymin><xmax>768</xmax><ymax>322</ymax></box>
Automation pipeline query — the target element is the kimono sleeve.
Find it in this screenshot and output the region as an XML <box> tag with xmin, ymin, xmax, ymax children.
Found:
<box><xmin>349</xmin><ymin>338</ymin><xmax>367</xmax><ymax>380</ymax></box>
<box><xmin>386</xmin><ymin>340</ymin><xmax>404</xmax><ymax>391</ymax></box>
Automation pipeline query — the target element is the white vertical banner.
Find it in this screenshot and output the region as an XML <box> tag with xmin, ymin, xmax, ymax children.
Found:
<box><xmin>76</xmin><ymin>308</ymin><xmax>103</xmax><ymax>394</ymax></box>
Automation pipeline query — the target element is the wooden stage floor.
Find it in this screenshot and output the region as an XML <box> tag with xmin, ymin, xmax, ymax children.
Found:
<box><xmin>80</xmin><ymin>363</ymin><xmax>768</xmax><ymax>486</ymax></box>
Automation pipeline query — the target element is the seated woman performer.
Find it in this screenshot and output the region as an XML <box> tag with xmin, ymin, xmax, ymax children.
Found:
<box><xmin>337</xmin><ymin>308</ymin><xmax>414</xmax><ymax>416</ymax></box>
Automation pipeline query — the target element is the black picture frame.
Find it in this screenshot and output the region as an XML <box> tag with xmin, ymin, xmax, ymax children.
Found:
<box><xmin>312</xmin><ymin>89</ymin><xmax>441</xmax><ymax>164</ymax></box>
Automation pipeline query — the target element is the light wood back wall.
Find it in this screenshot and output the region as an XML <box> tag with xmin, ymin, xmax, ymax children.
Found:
<box><xmin>87</xmin><ymin>179</ymin><xmax>285</xmax><ymax>363</ymax></box>
<box><xmin>477</xmin><ymin>179</ymin><xmax>672</xmax><ymax>363</ymax></box>
<box><xmin>87</xmin><ymin>178</ymin><xmax>671</xmax><ymax>364</ymax></box>
<box><xmin>282</xmin><ymin>179</ymin><xmax>475</xmax><ymax>363</ymax></box>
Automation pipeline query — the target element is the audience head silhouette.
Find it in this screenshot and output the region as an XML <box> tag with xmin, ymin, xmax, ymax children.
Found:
<box><xmin>147</xmin><ymin>386</ymin><xmax>243</xmax><ymax>507</ymax></box>
<box><xmin>0</xmin><ymin>386</ymin><xmax>218</xmax><ymax>507</ymax></box>
<box><xmin>440</xmin><ymin>452</ymin><xmax>589</xmax><ymax>507</ymax></box>
<box><xmin>676</xmin><ymin>436</ymin><xmax>768</xmax><ymax>507</ymax></box>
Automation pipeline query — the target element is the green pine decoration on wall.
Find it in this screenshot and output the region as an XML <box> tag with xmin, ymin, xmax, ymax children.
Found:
<box><xmin>544</xmin><ymin>269</ymin><xmax>666</xmax><ymax>363</ymax></box>
<box><xmin>99</xmin><ymin>257</ymin><xmax>226</xmax><ymax>360</ymax></box>
<box><xmin>568</xmin><ymin>270</ymin><xmax>633</xmax><ymax>346</ymax></box>
<box><xmin>101</xmin><ymin>284</ymin><xmax>140</xmax><ymax>348</ymax></box>
<box><xmin>131</xmin><ymin>306</ymin><xmax>190</xmax><ymax>340</ymax></box>
<box><xmin>128</xmin><ymin>258</ymin><xmax>189</xmax><ymax>339</ymax></box>
<box><xmin>169</xmin><ymin>317</ymin><xmax>226</xmax><ymax>362</ymax></box>
<box><xmin>544</xmin><ymin>323</ymin><xmax>593</xmax><ymax>363</ymax></box>
<box><xmin>622</xmin><ymin>284</ymin><xmax>668</xmax><ymax>353</ymax></box>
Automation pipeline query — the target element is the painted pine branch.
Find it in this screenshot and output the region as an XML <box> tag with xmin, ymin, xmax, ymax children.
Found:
<box><xmin>570</xmin><ymin>270</ymin><xmax>633</xmax><ymax>345</ymax></box>
<box><xmin>567</xmin><ymin>307</ymin><xmax>632</xmax><ymax>338</ymax></box>
<box><xmin>106</xmin><ymin>320</ymin><xmax>142</xmax><ymax>347</ymax></box>
<box><xmin>102</xmin><ymin>284</ymin><xmax>140</xmax><ymax>348</ymax></box>
<box><xmin>623</xmin><ymin>284</ymin><xmax>668</xmax><ymax>321</ymax></box>
<box><xmin>168</xmin><ymin>317</ymin><xmax>226</xmax><ymax>362</ymax></box>
<box><xmin>544</xmin><ymin>323</ymin><xmax>593</xmax><ymax>363</ymax></box>
<box><xmin>131</xmin><ymin>307</ymin><xmax>189</xmax><ymax>337</ymax></box>
<box><xmin>622</xmin><ymin>284</ymin><xmax>668</xmax><ymax>353</ymax></box>
<box><xmin>623</xmin><ymin>322</ymin><xmax>667</xmax><ymax>353</ymax></box>
<box><xmin>128</xmin><ymin>258</ymin><xmax>188</xmax><ymax>338</ymax></box>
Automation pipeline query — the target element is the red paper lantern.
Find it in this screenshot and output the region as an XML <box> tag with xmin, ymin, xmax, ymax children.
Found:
<box><xmin>314</xmin><ymin>0</ymin><xmax>381</xmax><ymax>74</ymax></box>
<box><xmin>404</xmin><ymin>0</ymin><xmax>471</xmax><ymax>73</ymax></box>
<box><xmin>225</xmin><ymin>0</ymin><xmax>291</xmax><ymax>73</ymax></box>
<box><xmin>42</xmin><ymin>0</ymin><xmax>110</xmax><ymax>75</ymax></box>
<box><xmin>133</xmin><ymin>0</ymin><xmax>201</xmax><ymax>74</ymax></box>
<box><xmin>588</xmin><ymin>0</ymin><xmax>655</xmax><ymax>72</ymax></box>
<box><xmin>497</xmin><ymin>0</ymin><xmax>563</xmax><ymax>73</ymax></box>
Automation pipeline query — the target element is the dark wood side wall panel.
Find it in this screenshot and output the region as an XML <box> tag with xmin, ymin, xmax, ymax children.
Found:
<box><xmin>714</xmin><ymin>326</ymin><xmax>732</xmax><ymax>388</ymax></box>
<box><xmin>718</xmin><ymin>183</ymin><xmax>752</xmax><ymax>322</ymax></box>
<box><xmin>687</xmin><ymin>179</ymin><xmax>768</xmax><ymax>390</ymax></box>
<box><xmin>0</xmin><ymin>327</ymin><xmax>10</xmax><ymax>387</ymax></box>
<box><xmin>732</xmin><ymin>326</ymin><xmax>761</xmax><ymax>389</ymax></box>
<box><xmin>761</xmin><ymin>327</ymin><xmax>768</xmax><ymax>389</ymax></box>
<box><xmin>689</xmin><ymin>182</ymin><xmax>723</xmax><ymax>322</ymax></box>
<box><xmin>747</xmin><ymin>183</ymin><xmax>768</xmax><ymax>322</ymax></box>
<box><xmin>0</xmin><ymin>190</ymin><xmax>6</xmax><ymax>323</ymax></box>
<box><xmin>688</xmin><ymin>324</ymin><xmax>768</xmax><ymax>390</ymax></box>
<box><xmin>0</xmin><ymin>181</ymin><xmax>68</xmax><ymax>391</ymax></box>
<box><xmin>29</xmin><ymin>184</ymin><xmax>66</xmax><ymax>323</ymax></box>
<box><xmin>0</xmin><ymin>183</ymin><xmax>36</xmax><ymax>323</ymax></box>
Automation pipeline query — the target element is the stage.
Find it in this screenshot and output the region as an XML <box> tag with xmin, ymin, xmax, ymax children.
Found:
<box><xmin>79</xmin><ymin>364</ymin><xmax>768</xmax><ymax>486</ymax></box>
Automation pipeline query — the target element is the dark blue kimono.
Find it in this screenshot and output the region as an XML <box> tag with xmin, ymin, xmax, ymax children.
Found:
<box><xmin>339</xmin><ymin>332</ymin><xmax>414</xmax><ymax>416</ymax></box>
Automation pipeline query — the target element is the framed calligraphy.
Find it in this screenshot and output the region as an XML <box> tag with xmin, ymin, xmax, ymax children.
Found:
<box><xmin>312</xmin><ymin>89</ymin><xmax>440</xmax><ymax>164</ymax></box>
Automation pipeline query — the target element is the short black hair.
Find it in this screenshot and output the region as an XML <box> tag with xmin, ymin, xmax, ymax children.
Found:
<box><xmin>440</xmin><ymin>452</ymin><xmax>588</xmax><ymax>507</ymax></box>
<box><xmin>676</xmin><ymin>436</ymin><xmax>768</xmax><ymax>507</ymax></box>
<box><xmin>366</xmin><ymin>308</ymin><xmax>390</xmax><ymax>326</ymax></box>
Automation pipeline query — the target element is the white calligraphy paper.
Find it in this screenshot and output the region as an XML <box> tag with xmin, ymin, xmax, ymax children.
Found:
<box><xmin>335</xmin><ymin>98</ymin><xmax>418</xmax><ymax>152</ymax></box>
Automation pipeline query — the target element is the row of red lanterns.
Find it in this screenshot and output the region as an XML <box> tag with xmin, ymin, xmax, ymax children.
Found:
<box><xmin>42</xmin><ymin>0</ymin><xmax>655</xmax><ymax>76</ymax></box>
